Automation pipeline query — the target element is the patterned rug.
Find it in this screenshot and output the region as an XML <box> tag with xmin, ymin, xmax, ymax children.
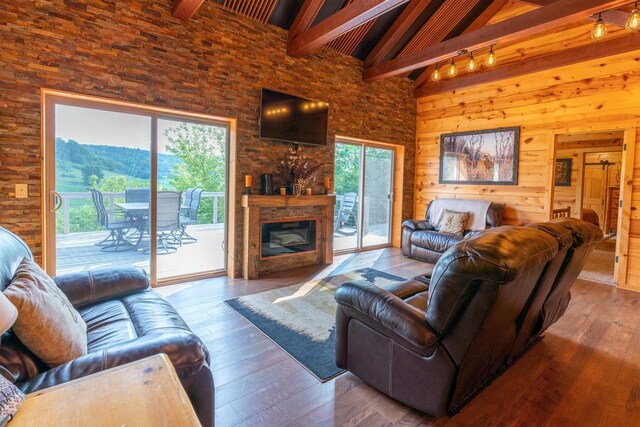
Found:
<box><xmin>225</xmin><ymin>268</ymin><xmax>405</xmax><ymax>381</ymax></box>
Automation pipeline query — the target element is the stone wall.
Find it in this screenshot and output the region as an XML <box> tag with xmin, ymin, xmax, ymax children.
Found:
<box><xmin>0</xmin><ymin>0</ymin><xmax>416</xmax><ymax>274</ymax></box>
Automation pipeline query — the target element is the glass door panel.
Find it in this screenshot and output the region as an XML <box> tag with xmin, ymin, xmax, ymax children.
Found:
<box><xmin>362</xmin><ymin>147</ymin><xmax>393</xmax><ymax>247</ymax></box>
<box><xmin>54</xmin><ymin>104</ymin><xmax>151</xmax><ymax>276</ymax></box>
<box><xmin>155</xmin><ymin>118</ymin><xmax>228</xmax><ymax>279</ymax></box>
<box><xmin>333</xmin><ymin>142</ymin><xmax>362</xmax><ymax>251</ymax></box>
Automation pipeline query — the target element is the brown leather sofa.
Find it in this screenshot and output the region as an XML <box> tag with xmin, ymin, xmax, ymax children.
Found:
<box><xmin>0</xmin><ymin>227</ymin><xmax>214</xmax><ymax>427</ymax></box>
<box><xmin>402</xmin><ymin>200</ymin><xmax>505</xmax><ymax>264</ymax></box>
<box><xmin>335</xmin><ymin>219</ymin><xmax>602</xmax><ymax>416</ymax></box>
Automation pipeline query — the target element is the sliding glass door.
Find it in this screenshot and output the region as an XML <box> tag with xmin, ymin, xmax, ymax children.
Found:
<box><xmin>44</xmin><ymin>93</ymin><xmax>229</xmax><ymax>284</ymax></box>
<box><xmin>334</xmin><ymin>140</ymin><xmax>394</xmax><ymax>252</ymax></box>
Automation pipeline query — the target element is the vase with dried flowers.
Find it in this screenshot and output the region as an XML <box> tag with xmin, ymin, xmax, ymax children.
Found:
<box><xmin>277</xmin><ymin>145</ymin><xmax>323</xmax><ymax>195</ymax></box>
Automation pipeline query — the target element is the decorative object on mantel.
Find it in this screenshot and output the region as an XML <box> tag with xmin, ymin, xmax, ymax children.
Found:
<box><xmin>439</xmin><ymin>127</ymin><xmax>520</xmax><ymax>186</ymax></box>
<box><xmin>279</xmin><ymin>187</ymin><xmax>286</xmax><ymax>196</ymax></box>
<box><xmin>323</xmin><ymin>176</ymin><xmax>331</xmax><ymax>195</ymax></box>
<box><xmin>0</xmin><ymin>292</ymin><xmax>24</xmax><ymax>427</ymax></box>
<box><xmin>555</xmin><ymin>158</ymin><xmax>572</xmax><ymax>187</ymax></box>
<box><xmin>278</xmin><ymin>145</ymin><xmax>324</xmax><ymax>196</ymax></box>
<box><xmin>244</xmin><ymin>175</ymin><xmax>252</xmax><ymax>195</ymax></box>
<box><xmin>305</xmin><ymin>188</ymin><xmax>312</xmax><ymax>195</ymax></box>
<box><xmin>260</xmin><ymin>173</ymin><xmax>274</xmax><ymax>195</ymax></box>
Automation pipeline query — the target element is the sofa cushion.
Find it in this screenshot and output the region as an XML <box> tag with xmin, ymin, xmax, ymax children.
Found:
<box><xmin>411</xmin><ymin>230</ymin><xmax>464</xmax><ymax>253</ymax></box>
<box><xmin>79</xmin><ymin>290</ymin><xmax>194</xmax><ymax>354</ymax></box>
<box><xmin>439</xmin><ymin>210</ymin><xmax>469</xmax><ymax>236</ymax></box>
<box><xmin>4</xmin><ymin>258</ymin><xmax>87</xmax><ymax>367</ymax></box>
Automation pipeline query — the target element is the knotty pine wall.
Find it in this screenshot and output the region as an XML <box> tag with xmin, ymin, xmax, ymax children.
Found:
<box><xmin>0</xmin><ymin>0</ymin><xmax>415</xmax><ymax>274</ymax></box>
<box><xmin>415</xmin><ymin>50</ymin><xmax>640</xmax><ymax>290</ymax></box>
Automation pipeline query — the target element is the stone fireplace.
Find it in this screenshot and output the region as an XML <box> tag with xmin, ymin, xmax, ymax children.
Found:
<box><xmin>241</xmin><ymin>195</ymin><xmax>335</xmax><ymax>279</ymax></box>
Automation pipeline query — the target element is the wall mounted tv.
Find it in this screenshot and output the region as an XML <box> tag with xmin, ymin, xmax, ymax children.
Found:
<box><xmin>259</xmin><ymin>89</ymin><xmax>329</xmax><ymax>146</ymax></box>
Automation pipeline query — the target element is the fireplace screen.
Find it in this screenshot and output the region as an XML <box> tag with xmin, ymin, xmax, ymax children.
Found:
<box><xmin>261</xmin><ymin>219</ymin><xmax>317</xmax><ymax>258</ymax></box>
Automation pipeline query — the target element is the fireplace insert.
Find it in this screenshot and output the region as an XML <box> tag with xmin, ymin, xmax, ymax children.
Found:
<box><xmin>261</xmin><ymin>219</ymin><xmax>317</xmax><ymax>258</ymax></box>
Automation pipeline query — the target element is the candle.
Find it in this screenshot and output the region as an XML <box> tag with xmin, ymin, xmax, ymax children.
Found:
<box><xmin>244</xmin><ymin>175</ymin><xmax>252</xmax><ymax>188</ymax></box>
<box><xmin>279</xmin><ymin>187</ymin><xmax>286</xmax><ymax>196</ymax></box>
<box><xmin>305</xmin><ymin>188</ymin><xmax>312</xmax><ymax>195</ymax></box>
<box><xmin>323</xmin><ymin>176</ymin><xmax>330</xmax><ymax>189</ymax></box>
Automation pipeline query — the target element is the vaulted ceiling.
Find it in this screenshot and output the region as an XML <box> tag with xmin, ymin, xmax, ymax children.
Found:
<box><xmin>172</xmin><ymin>0</ymin><xmax>640</xmax><ymax>96</ymax></box>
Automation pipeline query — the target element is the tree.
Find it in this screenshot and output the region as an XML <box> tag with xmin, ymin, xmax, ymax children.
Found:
<box><xmin>82</xmin><ymin>165</ymin><xmax>103</xmax><ymax>185</ymax></box>
<box><xmin>164</xmin><ymin>123</ymin><xmax>226</xmax><ymax>192</ymax></box>
<box><xmin>334</xmin><ymin>143</ymin><xmax>360</xmax><ymax>195</ymax></box>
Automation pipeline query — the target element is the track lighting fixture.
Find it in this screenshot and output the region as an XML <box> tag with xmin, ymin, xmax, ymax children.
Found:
<box><xmin>486</xmin><ymin>46</ymin><xmax>497</xmax><ymax>67</ymax></box>
<box><xmin>626</xmin><ymin>2</ymin><xmax>640</xmax><ymax>31</ymax></box>
<box><xmin>591</xmin><ymin>13</ymin><xmax>608</xmax><ymax>40</ymax></box>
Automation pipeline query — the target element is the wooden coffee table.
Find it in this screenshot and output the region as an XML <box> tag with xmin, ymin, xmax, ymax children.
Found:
<box><xmin>9</xmin><ymin>354</ymin><xmax>201</xmax><ymax>426</ymax></box>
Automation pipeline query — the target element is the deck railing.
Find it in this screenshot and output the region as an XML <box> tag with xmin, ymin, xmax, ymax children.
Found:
<box><xmin>59</xmin><ymin>191</ymin><xmax>225</xmax><ymax>234</ymax></box>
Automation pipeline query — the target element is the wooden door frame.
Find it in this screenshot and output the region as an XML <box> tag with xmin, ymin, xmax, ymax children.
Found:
<box><xmin>40</xmin><ymin>89</ymin><xmax>238</xmax><ymax>284</ymax></box>
<box><xmin>547</xmin><ymin>127</ymin><xmax>635</xmax><ymax>288</ymax></box>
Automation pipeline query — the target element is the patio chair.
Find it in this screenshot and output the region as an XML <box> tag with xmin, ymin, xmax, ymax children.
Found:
<box><xmin>334</xmin><ymin>192</ymin><xmax>358</xmax><ymax>235</ymax></box>
<box><xmin>178</xmin><ymin>188</ymin><xmax>204</xmax><ymax>245</ymax></box>
<box><xmin>180</xmin><ymin>188</ymin><xmax>195</xmax><ymax>215</ymax></box>
<box><xmin>152</xmin><ymin>190</ymin><xmax>183</xmax><ymax>254</ymax></box>
<box><xmin>125</xmin><ymin>188</ymin><xmax>150</xmax><ymax>203</ymax></box>
<box><xmin>90</xmin><ymin>188</ymin><xmax>136</xmax><ymax>252</ymax></box>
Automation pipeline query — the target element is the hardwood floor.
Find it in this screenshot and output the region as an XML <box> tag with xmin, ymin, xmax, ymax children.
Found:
<box><xmin>156</xmin><ymin>248</ymin><xmax>640</xmax><ymax>426</ymax></box>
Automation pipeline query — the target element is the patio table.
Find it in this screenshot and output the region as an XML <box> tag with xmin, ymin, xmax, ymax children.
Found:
<box><xmin>115</xmin><ymin>202</ymin><xmax>149</xmax><ymax>246</ymax></box>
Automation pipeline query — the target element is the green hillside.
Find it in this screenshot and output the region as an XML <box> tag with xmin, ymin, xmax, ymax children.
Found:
<box><xmin>55</xmin><ymin>138</ymin><xmax>181</xmax><ymax>192</ymax></box>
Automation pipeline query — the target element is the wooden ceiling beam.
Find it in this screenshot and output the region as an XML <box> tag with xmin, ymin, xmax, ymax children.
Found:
<box><xmin>363</xmin><ymin>0</ymin><xmax>631</xmax><ymax>82</ymax></box>
<box><xmin>289</xmin><ymin>0</ymin><xmax>326</xmax><ymax>41</ymax></box>
<box><xmin>413</xmin><ymin>0</ymin><xmax>509</xmax><ymax>88</ymax></box>
<box><xmin>414</xmin><ymin>32</ymin><xmax>640</xmax><ymax>97</ymax></box>
<box><xmin>364</xmin><ymin>0</ymin><xmax>436</xmax><ymax>67</ymax></box>
<box><xmin>173</xmin><ymin>0</ymin><xmax>205</xmax><ymax>20</ymax></box>
<box><xmin>521</xmin><ymin>0</ymin><xmax>630</xmax><ymax>27</ymax></box>
<box><xmin>288</xmin><ymin>0</ymin><xmax>410</xmax><ymax>57</ymax></box>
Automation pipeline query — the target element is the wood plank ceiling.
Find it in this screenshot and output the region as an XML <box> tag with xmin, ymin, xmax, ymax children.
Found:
<box><xmin>175</xmin><ymin>0</ymin><xmax>639</xmax><ymax>95</ymax></box>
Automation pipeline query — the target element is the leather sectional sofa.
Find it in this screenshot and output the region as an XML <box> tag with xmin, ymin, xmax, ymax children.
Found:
<box><xmin>335</xmin><ymin>218</ymin><xmax>602</xmax><ymax>416</ymax></box>
<box><xmin>402</xmin><ymin>199</ymin><xmax>505</xmax><ymax>264</ymax></box>
<box><xmin>0</xmin><ymin>227</ymin><xmax>214</xmax><ymax>427</ymax></box>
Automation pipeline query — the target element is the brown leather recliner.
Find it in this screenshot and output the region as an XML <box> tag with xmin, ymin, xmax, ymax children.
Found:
<box><xmin>336</xmin><ymin>226</ymin><xmax>563</xmax><ymax>416</ymax></box>
<box><xmin>0</xmin><ymin>227</ymin><xmax>214</xmax><ymax>427</ymax></box>
<box><xmin>402</xmin><ymin>200</ymin><xmax>505</xmax><ymax>264</ymax></box>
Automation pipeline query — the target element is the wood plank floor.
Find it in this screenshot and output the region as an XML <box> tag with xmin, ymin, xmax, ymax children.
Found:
<box><xmin>156</xmin><ymin>248</ymin><xmax>640</xmax><ymax>427</ymax></box>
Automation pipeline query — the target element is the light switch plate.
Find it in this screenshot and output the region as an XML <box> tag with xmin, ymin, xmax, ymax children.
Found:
<box><xmin>15</xmin><ymin>184</ymin><xmax>28</xmax><ymax>198</ymax></box>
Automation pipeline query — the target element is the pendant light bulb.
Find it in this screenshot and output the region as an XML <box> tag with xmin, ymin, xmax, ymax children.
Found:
<box><xmin>431</xmin><ymin>63</ymin><xmax>441</xmax><ymax>82</ymax></box>
<box><xmin>447</xmin><ymin>58</ymin><xmax>457</xmax><ymax>78</ymax></box>
<box><xmin>466</xmin><ymin>52</ymin><xmax>477</xmax><ymax>72</ymax></box>
<box><xmin>591</xmin><ymin>13</ymin><xmax>608</xmax><ymax>40</ymax></box>
<box><xmin>626</xmin><ymin>3</ymin><xmax>640</xmax><ymax>31</ymax></box>
<box><xmin>486</xmin><ymin>46</ymin><xmax>497</xmax><ymax>67</ymax></box>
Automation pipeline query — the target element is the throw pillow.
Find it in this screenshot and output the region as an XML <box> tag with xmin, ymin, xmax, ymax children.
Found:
<box><xmin>439</xmin><ymin>209</ymin><xmax>469</xmax><ymax>236</ymax></box>
<box><xmin>4</xmin><ymin>258</ymin><xmax>87</xmax><ymax>367</ymax></box>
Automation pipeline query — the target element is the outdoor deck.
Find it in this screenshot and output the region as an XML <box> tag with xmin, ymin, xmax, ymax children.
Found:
<box><xmin>56</xmin><ymin>224</ymin><xmax>390</xmax><ymax>277</ymax></box>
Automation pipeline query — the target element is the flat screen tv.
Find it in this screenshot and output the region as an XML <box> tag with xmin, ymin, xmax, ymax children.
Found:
<box><xmin>259</xmin><ymin>89</ymin><xmax>329</xmax><ymax>146</ymax></box>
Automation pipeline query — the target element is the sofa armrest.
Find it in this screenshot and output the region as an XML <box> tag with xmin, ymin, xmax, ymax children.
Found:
<box><xmin>54</xmin><ymin>267</ymin><xmax>149</xmax><ymax>308</ymax></box>
<box><xmin>402</xmin><ymin>219</ymin><xmax>434</xmax><ymax>231</ymax></box>
<box><xmin>17</xmin><ymin>331</ymin><xmax>208</xmax><ymax>394</ymax></box>
<box><xmin>335</xmin><ymin>281</ymin><xmax>439</xmax><ymax>352</ymax></box>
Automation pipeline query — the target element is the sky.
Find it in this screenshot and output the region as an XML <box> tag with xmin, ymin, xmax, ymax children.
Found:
<box><xmin>55</xmin><ymin>104</ymin><xmax>215</xmax><ymax>154</ymax></box>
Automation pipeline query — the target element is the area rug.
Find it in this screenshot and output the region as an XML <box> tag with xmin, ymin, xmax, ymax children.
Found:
<box><xmin>578</xmin><ymin>238</ymin><xmax>616</xmax><ymax>284</ymax></box>
<box><xmin>225</xmin><ymin>268</ymin><xmax>405</xmax><ymax>382</ymax></box>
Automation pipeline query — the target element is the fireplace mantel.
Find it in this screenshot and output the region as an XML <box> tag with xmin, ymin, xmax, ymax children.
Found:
<box><xmin>241</xmin><ymin>194</ymin><xmax>336</xmax><ymax>279</ymax></box>
<box><xmin>241</xmin><ymin>194</ymin><xmax>336</xmax><ymax>208</ymax></box>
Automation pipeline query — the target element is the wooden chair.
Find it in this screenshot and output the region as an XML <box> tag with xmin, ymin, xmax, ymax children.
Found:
<box><xmin>552</xmin><ymin>206</ymin><xmax>571</xmax><ymax>219</ymax></box>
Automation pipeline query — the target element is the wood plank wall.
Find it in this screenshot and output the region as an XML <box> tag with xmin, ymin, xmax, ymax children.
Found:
<box><xmin>415</xmin><ymin>47</ymin><xmax>640</xmax><ymax>290</ymax></box>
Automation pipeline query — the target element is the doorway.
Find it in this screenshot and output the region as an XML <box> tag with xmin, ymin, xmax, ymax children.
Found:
<box><xmin>552</xmin><ymin>131</ymin><xmax>624</xmax><ymax>285</ymax></box>
<box><xmin>43</xmin><ymin>90</ymin><xmax>231</xmax><ymax>286</ymax></box>
<box><xmin>333</xmin><ymin>139</ymin><xmax>395</xmax><ymax>252</ymax></box>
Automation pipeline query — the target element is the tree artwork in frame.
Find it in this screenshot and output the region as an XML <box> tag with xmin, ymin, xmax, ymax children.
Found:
<box><xmin>555</xmin><ymin>158</ymin><xmax>572</xmax><ymax>187</ymax></box>
<box><xmin>439</xmin><ymin>127</ymin><xmax>520</xmax><ymax>185</ymax></box>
